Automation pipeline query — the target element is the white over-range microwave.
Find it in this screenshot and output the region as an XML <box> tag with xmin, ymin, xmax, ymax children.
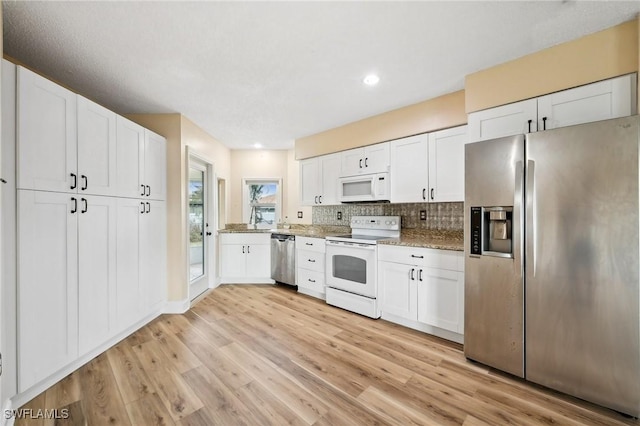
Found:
<box><xmin>338</xmin><ymin>172</ymin><xmax>390</xmax><ymax>203</ymax></box>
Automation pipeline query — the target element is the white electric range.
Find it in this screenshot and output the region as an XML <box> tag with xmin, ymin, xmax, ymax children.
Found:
<box><xmin>325</xmin><ymin>215</ymin><xmax>400</xmax><ymax>318</ymax></box>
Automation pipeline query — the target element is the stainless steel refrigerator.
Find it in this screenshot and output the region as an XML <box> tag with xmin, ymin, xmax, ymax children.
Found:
<box><xmin>464</xmin><ymin>115</ymin><xmax>640</xmax><ymax>417</ymax></box>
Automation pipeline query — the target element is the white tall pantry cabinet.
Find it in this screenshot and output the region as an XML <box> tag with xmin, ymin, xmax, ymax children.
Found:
<box><xmin>8</xmin><ymin>62</ymin><xmax>168</xmax><ymax>395</ymax></box>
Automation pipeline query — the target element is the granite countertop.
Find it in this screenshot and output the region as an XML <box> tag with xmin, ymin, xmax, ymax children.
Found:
<box><xmin>378</xmin><ymin>229</ymin><xmax>464</xmax><ymax>252</ymax></box>
<box><xmin>220</xmin><ymin>224</ymin><xmax>464</xmax><ymax>251</ymax></box>
<box><xmin>219</xmin><ymin>224</ymin><xmax>349</xmax><ymax>239</ymax></box>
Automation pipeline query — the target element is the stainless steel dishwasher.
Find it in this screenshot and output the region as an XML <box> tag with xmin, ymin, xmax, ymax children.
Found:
<box><xmin>271</xmin><ymin>233</ymin><xmax>296</xmax><ymax>286</ymax></box>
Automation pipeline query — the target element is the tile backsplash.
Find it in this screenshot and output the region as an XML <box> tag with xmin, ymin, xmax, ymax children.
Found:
<box><xmin>312</xmin><ymin>202</ymin><xmax>463</xmax><ymax>231</ymax></box>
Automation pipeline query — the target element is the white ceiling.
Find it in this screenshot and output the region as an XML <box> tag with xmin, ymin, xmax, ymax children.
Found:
<box><xmin>4</xmin><ymin>1</ymin><xmax>640</xmax><ymax>150</ymax></box>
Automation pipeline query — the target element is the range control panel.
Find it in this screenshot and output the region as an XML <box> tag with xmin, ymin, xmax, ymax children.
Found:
<box><xmin>470</xmin><ymin>207</ymin><xmax>482</xmax><ymax>255</ymax></box>
<box><xmin>350</xmin><ymin>215</ymin><xmax>400</xmax><ymax>231</ymax></box>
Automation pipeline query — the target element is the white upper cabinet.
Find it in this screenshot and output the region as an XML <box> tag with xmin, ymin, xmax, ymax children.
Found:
<box><xmin>468</xmin><ymin>74</ymin><xmax>637</xmax><ymax>143</ymax></box>
<box><xmin>299</xmin><ymin>153</ymin><xmax>340</xmax><ymax>206</ymax></box>
<box><xmin>300</xmin><ymin>157</ymin><xmax>321</xmax><ymax>206</ymax></box>
<box><xmin>143</xmin><ymin>130</ymin><xmax>167</xmax><ymax>201</ymax></box>
<box><xmin>319</xmin><ymin>153</ymin><xmax>341</xmax><ymax>205</ymax></box>
<box><xmin>116</xmin><ymin>116</ymin><xmax>145</xmax><ymax>199</ymax></box>
<box><xmin>428</xmin><ymin>125</ymin><xmax>468</xmax><ymax>203</ymax></box>
<box><xmin>468</xmin><ymin>99</ymin><xmax>537</xmax><ymax>143</ymax></box>
<box><xmin>390</xmin><ymin>134</ymin><xmax>428</xmax><ymax>203</ymax></box>
<box><xmin>17</xmin><ymin>66</ymin><xmax>77</xmax><ymax>193</ymax></box>
<box><xmin>77</xmin><ymin>96</ymin><xmax>117</xmax><ymax>196</ymax></box>
<box><xmin>341</xmin><ymin>142</ymin><xmax>390</xmax><ymax>176</ymax></box>
<box><xmin>537</xmin><ymin>74</ymin><xmax>636</xmax><ymax>130</ymax></box>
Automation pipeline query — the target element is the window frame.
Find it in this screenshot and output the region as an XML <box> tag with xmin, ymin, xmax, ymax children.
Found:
<box><xmin>241</xmin><ymin>178</ymin><xmax>282</xmax><ymax>229</ymax></box>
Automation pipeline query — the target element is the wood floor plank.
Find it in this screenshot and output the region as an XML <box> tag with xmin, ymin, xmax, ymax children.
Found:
<box><xmin>16</xmin><ymin>284</ymin><xmax>638</xmax><ymax>426</ymax></box>
<box><xmin>132</xmin><ymin>341</ymin><xmax>204</xmax><ymax>421</ymax></box>
<box><xmin>106</xmin><ymin>341</ymin><xmax>157</xmax><ymax>404</ymax></box>
<box><xmin>125</xmin><ymin>392</ymin><xmax>175</xmax><ymax>426</ymax></box>
<box><xmin>220</xmin><ymin>341</ymin><xmax>330</xmax><ymax>424</ymax></box>
<box><xmin>78</xmin><ymin>353</ymin><xmax>132</xmax><ymax>426</ymax></box>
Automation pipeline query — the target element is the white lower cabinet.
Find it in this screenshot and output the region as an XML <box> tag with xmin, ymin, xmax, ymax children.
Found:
<box><xmin>18</xmin><ymin>190</ymin><xmax>79</xmax><ymax>392</ymax></box>
<box><xmin>78</xmin><ymin>195</ymin><xmax>117</xmax><ymax>356</ymax></box>
<box><xmin>295</xmin><ymin>236</ymin><xmax>326</xmax><ymax>298</ymax></box>
<box><xmin>17</xmin><ymin>190</ymin><xmax>166</xmax><ymax>392</ymax></box>
<box><xmin>378</xmin><ymin>245</ymin><xmax>464</xmax><ymax>341</ymax></box>
<box><xmin>219</xmin><ymin>233</ymin><xmax>272</xmax><ymax>283</ymax></box>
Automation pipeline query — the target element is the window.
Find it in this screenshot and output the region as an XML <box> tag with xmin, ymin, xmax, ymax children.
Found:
<box><xmin>242</xmin><ymin>179</ymin><xmax>282</xmax><ymax>229</ymax></box>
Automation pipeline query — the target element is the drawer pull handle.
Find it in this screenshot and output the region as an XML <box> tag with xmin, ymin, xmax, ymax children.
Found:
<box><xmin>305</xmin><ymin>242</ymin><xmax>313</xmax><ymax>246</ymax></box>
<box><xmin>308</xmin><ymin>279</ymin><xmax>316</xmax><ymax>283</ymax></box>
<box><xmin>411</xmin><ymin>254</ymin><xmax>424</xmax><ymax>259</ymax></box>
<box><xmin>308</xmin><ymin>259</ymin><xmax>316</xmax><ymax>263</ymax></box>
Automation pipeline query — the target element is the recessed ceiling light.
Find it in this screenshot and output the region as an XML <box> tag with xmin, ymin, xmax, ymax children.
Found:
<box><xmin>363</xmin><ymin>74</ymin><xmax>380</xmax><ymax>86</ymax></box>
<box><xmin>253</xmin><ymin>143</ymin><xmax>262</xmax><ymax>149</ymax></box>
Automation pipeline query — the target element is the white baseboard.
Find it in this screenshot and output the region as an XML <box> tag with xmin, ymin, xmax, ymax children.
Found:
<box><xmin>3</xmin><ymin>398</ymin><xmax>14</xmax><ymax>426</ymax></box>
<box><xmin>163</xmin><ymin>298</ymin><xmax>190</xmax><ymax>314</ymax></box>
<box><xmin>10</xmin><ymin>309</ymin><xmax>163</xmax><ymax>410</ymax></box>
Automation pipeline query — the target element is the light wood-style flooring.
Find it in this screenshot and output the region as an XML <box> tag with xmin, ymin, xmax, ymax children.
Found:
<box><xmin>16</xmin><ymin>284</ymin><xmax>639</xmax><ymax>425</ymax></box>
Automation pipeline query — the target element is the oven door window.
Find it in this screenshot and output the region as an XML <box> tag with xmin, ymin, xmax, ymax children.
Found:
<box><xmin>332</xmin><ymin>255</ymin><xmax>366</xmax><ymax>284</ymax></box>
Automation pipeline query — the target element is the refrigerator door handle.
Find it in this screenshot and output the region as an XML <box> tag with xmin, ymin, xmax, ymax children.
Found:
<box><xmin>514</xmin><ymin>160</ymin><xmax>524</xmax><ymax>272</ymax></box>
<box><xmin>525</xmin><ymin>159</ymin><xmax>536</xmax><ymax>277</ymax></box>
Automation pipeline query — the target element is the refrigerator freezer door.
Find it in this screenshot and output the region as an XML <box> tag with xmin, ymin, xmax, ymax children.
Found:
<box><xmin>526</xmin><ymin>116</ymin><xmax>640</xmax><ymax>417</ymax></box>
<box><xmin>464</xmin><ymin>135</ymin><xmax>525</xmax><ymax>377</ymax></box>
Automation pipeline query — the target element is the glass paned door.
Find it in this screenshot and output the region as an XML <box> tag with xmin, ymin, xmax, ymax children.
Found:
<box><xmin>189</xmin><ymin>167</ymin><xmax>205</xmax><ymax>281</ymax></box>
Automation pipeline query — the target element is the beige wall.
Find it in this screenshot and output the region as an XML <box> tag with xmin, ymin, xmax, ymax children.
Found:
<box><xmin>229</xmin><ymin>150</ymin><xmax>290</xmax><ymax>223</ymax></box>
<box><xmin>127</xmin><ymin>113</ymin><xmax>231</xmax><ymax>302</ymax></box>
<box><xmin>465</xmin><ymin>19</ymin><xmax>639</xmax><ymax>113</ymax></box>
<box><xmin>295</xmin><ymin>90</ymin><xmax>466</xmax><ymax>160</ymax></box>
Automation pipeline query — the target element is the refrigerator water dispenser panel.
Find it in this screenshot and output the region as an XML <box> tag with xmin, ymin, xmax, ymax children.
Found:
<box><xmin>469</xmin><ymin>206</ymin><xmax>513</xmax><ymax>257</ymax></box>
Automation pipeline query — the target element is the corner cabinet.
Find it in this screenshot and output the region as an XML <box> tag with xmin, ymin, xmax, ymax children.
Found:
<box><xmin>300</xmin><ymin>153</ymin><xmax>340</xmax><ymax>206</ymax></box>
<box><xmin>219</xmin><ymin>233</ymin><xmax>272</xmax><ymax>284</ymax></box>
<box><xmin>468</xmin><ymin>73</ymin><xmax>637</xmax><ymax>142</ymax></box>
<box><xmin>11</xmin><ymin>63</ymin><xmax>167</xmax><ymax>394</ymax></box>
<box><xmin>295</xmin><ymin>236</ymin><xmax>326</xmax><ymax>299</ymax></box>
<box><xmin>378</xmin><ymin>245</ymin><xmax>464</xmax><ymax>343</ymax></box>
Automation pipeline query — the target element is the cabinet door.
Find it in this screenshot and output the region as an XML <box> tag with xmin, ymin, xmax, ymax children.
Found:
<box><xmin>428</xmin><ymin>125</ymin><xmax>467</xmax><ymax>202</ymax></box>
<box><xmin>390</xmin><ymin>135</ymin><xmax>428</xmax><ymax>203</ymax></box>
<box><xmin>379</xmin><ymin>261</ymin><xmax>417</xmax><ymax>321</ymax></box>
<box><xmin>77</xmin><ymin>96</ymin><xmax>117</xmax><ymax>196</ymax></box>
<box><xmin>537</xmin><ymin>74</ymin><xmax>636</xmax><ymax>130</ymax></box>
<box><xmin>319</xmin><ymin>153</ymin><xmax>341</xmax><ymax>205</ymax></box>
<box><xmin>341</xmin><ymin>147</ymin><xmax>365</xmax><ymax>176</ymax></box>
<box><xmin>468</xmin><ymin>99</ymin><xmax>537</xmax><ymax>143</ymax></box>
<box><xmin>17</xmin><ymin>66</ymin><xmax>77</xmax><ymax>193</ymax></box>
<box><xmin>18</xmin><ymin>190</ymin><xmax>78</xmax><ymax>392</ymax></box>
<box><xmin>245</xmin><ymin>244</ymin><xmax>271</xmax><ymax>278</ymax></box>
<box><xmin>116</xmin><ymin>198</ymin><xmax>144</xmax><ymax>331</ymax></box>
<box><xmin>417</xmin><ymin>268</ymin><xmax>464</xmax><ymax>333</ymax></box>
<box><xmin>141</xmin><ymin>200</ymin><xmax>167</xmax><ymax>313</ymax></box>
<box><xmin>363</xmin><ymin>142</ymin><xmax>390</xmax><ymax>174</ymax></box>
<box><xmin>116</xmin><ymin>116</ymin><xmax>144</xmax><ymax>198</ymax></box>
<box><xmin>144</xmin><ymin>130</ymin><xmax>167</xmax><ymax>201</ymax></box>
<box><xmin>220</xmin><ymin>244</ymin><xmax>247</xmax><ymax>278</ymax></box>
<box><xmin>299</xmin><ymin>157</ymin><xmax>320</xmax><ymax>206</ymax></box>
<box><xmin>78</xmin><ymin>195</ymin><xmax>117</xmax><ymax>356</ymax></box>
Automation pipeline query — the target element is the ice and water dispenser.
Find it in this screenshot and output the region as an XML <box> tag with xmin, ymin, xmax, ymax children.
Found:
<box><xmin>470</xmin><ymin>207</ymin><xmax>513</xmax><ymax>257</ymax></box>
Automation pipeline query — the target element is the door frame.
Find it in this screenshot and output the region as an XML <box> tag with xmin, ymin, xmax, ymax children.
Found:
<box><xmin>185</xmin><ymin>147</ymin><xmax>216</xmax><ymax>302</ymax></box>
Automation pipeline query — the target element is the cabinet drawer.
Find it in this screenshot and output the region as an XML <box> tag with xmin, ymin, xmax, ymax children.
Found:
<box><xmin>296</xmin><ymin>236</ymin><xmax>325</xmax><ymax>253</ymax></box>
<box><xmin>378</xmin><ymin>245</ymin><xmax>463</xmax><ymax>271</ymax></box>
<box><xmin>296</xmin><ymin>249</ymin><xmax>325</xmax><ymax>272</ymax></box>
<box><xmin>297</xmin><ymin>268</ymin><xmax>325</xmax><ymax>293</ymax></box>
<box><xmin>220</xmin><ymin>232</ymin><xmax>270</xmax><ymax>245</ymax></box>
